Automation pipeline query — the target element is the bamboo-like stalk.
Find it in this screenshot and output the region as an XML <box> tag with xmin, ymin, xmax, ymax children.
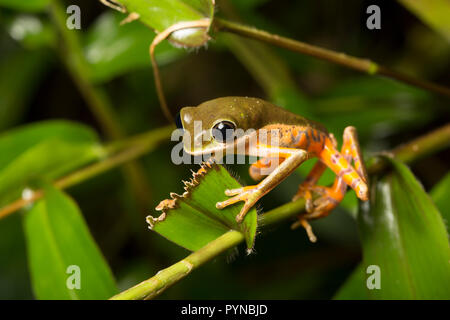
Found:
<box><xmin>213</xmin><ymin>18</ymin><xmax>450</xmax><ymax>98</ymax></box>
<box><xmin>0</xmin><ymin>126</ymin><xmax>174</xmax><ymax>220</ymax></box>
<box><xmin>49</xmin><ymin>0</ymin><xmax>154</xmax><ymax>213</ymax></box>
<box><xmin>111</xmin><ymin>230</ymin><xmax>245</xmax><ymax>300</ymax></box>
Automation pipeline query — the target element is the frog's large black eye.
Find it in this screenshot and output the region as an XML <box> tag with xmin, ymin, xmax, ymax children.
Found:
<box><xmin>175</xmin><ymin>112</ymin><xmax>183</xmax><ymax>129</ymax></box>
<box><xmin>212</xmin><ymin>121</ymin><xmax>236</xmax><ymax>143</ymax></box>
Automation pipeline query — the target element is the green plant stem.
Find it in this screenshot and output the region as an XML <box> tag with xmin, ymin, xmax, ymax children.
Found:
<box><xmin>111</xmin><ymin>230</ymin><xmax>244</xmax><ymax>300</ymax></box>
<box><xmin>49</xmin><ymin>0</ymin><xmax>154</xmax><ymax>213</ymax></box>
<box><xmin>367</xmin><ymin>123</ymin><xmax>450</xmax><ymax>175</ymax></box>
<box><xmin>110</xmin><ymin>123</ymin><xmax>450</xmax><ymax>300</ymax></box>
<box><xmin>213</xmin><ymin>18</ymin><xmax>450</xmax><ymax>98</ymax></box>
<box><xmin>49</xmin><ymin>0</ymin><xmax>122</xmax><ymax>139</ymax></box>
<box><xmin>0</xmin><ymin>125</ymin><xmax>174</xmax><ymax>221</ymax></box>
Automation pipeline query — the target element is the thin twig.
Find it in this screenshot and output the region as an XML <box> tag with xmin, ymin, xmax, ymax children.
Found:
<box><xmin>149</xmin><ymin>19</ymin><xmax>212</xmax><ymax>122</ymax></box>
<box><xmin>0</xmin><ymin>126</ymin><xmax>174</xmax><ymax>221</ymax></box>
<box><xmin>213</xmin><ymin>18</ymin><xmax>450</xmax><ymax>98</ymax></box>
<box><xmin>49</xmin><ymin>0</ymin><xmax>155</xmax><ymax>213</ymax></box>
<box><xmin>49</xmin><ymin>0</ymin><xmax>123</xmax><ymax>139</ymax></box>
<box><xmin>367</xmin><ymin>123</ymin><xmax>450</xmax><ymax>174</ymax></box>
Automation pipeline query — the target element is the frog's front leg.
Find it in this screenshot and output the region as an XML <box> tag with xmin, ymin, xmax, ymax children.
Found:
<box><xmin>217</xmin><ymin>147</ymin><xmax>310</xmax><ymax>223</ymax></box>
<box><xmin>249</xmin><ymin>156</ymin><xmax>286</xmax><ymax>181</ymax></box>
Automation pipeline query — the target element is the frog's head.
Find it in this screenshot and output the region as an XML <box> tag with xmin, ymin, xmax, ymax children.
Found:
<box><xmin>176</xmin><ymin>97</ymin><xmax>266</xmax><ymax>156</ymax></box>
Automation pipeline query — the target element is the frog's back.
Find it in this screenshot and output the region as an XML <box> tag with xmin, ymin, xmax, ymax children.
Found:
<box><xmin>203</xmin><ymin>96</ymin><xmax>328</xmax><ymax>134</ymax></box>
<box><xmin>258</xmin><ymin>100</ymin><xmax>328</xmax><ymax>134</ymax></box>
<box><xmin>203</xmin><ymin>97</ymin><xmax>329</xmax><ymax>153</ymax></box>
<box><xmin>248</xmin><ymin>98</ymin><xmax>330</xmax><ymax>153</ymax></box>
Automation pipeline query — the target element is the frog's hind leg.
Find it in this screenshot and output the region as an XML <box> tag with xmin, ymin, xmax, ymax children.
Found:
<box><xmin>342</xmin><ymin>126</ymin><xmax>368</xmax><ymax>186</ymax></box>
<box><xmin>291</xmin><ymin>138</ymin><xmax>343</xmax><ymax>241</ymax></box>
<box><xmin>319</xmin><ymin>127</ymin><xmax>369</xmax><ymax>201</ymax></box>
<box><xmin>292</xmin><ymin>133</ymin><xmax>339</xmax><ymax>212</ymax></box>
<box><xmin>292</xmin><ymin>127</ymin><xmax>368</xmax><ymax>242</ymax></box>
<box><xmin>291</xmin><ymin>175</ymin><xmax>347</xmax><ymax>243</ymax></box>
<box><xmin>292</xmin><ymin>159</ymin><xmax>327</xmax><ymax>212</ymax></box>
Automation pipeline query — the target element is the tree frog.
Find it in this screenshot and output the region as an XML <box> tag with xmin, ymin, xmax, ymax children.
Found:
<box><xmin>176</xmin><ymin>97</ymin><xmax>369</xmax><ymax>242</ymax></box>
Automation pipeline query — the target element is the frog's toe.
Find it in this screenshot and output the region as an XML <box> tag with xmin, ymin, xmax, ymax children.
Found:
<box><xmin>224</xmin><ymin>187</ymin><xmax>243</xmax><ymax>196</ymax></box>
<box><xmin>292</xmin><ymin>185</ymin><xmax>315</xmax><ymax>213</ymax></box>
<box><xmin>291</xmin><ymin>218</ymin><xmax>317</xmax><ymax>243</ymax></box>
<box><xmin>216</xmin><ymin>185</ymin><xmax>262</xmax><ymax>223</ymax></box>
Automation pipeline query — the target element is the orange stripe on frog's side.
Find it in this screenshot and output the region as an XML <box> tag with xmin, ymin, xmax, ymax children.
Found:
<box><xmin>342</xmin><ymin>126</ymin><xmax>368</xmax><ymax>182</ymax></box>
<box><xmin>259</xmin><ymin>124</ymin><xmax>328</xmax><ymax>155</ymax></box>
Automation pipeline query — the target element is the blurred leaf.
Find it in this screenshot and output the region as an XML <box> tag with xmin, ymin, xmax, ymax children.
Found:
<box><xmin>357</xmin><ymin>157</ymin><xmax>450</xmax><ymax>299</ymax></box>
<box><xmin>0</xmin><ymin>214</ymin><xmax>32</xmax><ymax>299</ymax></box>
<box><xmin>228</xmin><ymin>0</ymin><xmax>269</xmax><ymax>11</ymax></box>
<box><xmin>315</xmin><ymin>77</ymin><xmax>433</xmax><ymax>141</ymax></box>
<box><xmin>84</xmin><ymin>11</ymin><xmax>183</xmax><ymax>83</ymax></box>
<box><xmin>0</xmin><ymin>120</ymin><xmax>99</xmax><ymax>168</ymax></box>
<box><xmin>147</xmin><ymin>161</ymin><xmax>257</xmax><ymax>250</ymax></box>
<box><xmin>333</xmin><ymin>263</ymin><xmax>368</xmax><ymax>299</ymax></box>
<box><xmin>430</xmin><ymin>172</ymin><xmax>450</xmax><ymax>230</ymax></box>
<box><xmin>0</xmin><ymin>0</ymin><xmax>50</xmax><ymax>12</ymax></box>
<box><xmin>116</xmin><ymin>0</ymin><xmax>215</xmax><ymax>47</ymax></box>
<box><xmin>397</xmin><ymin>0</ymin><xmax>450</xmax><ymax>42</ymax></box>
<box><xmin>0</xmin><ymin>121</ymin><xmax>103</xmax><ymax>206</ymax></box>
<box><xmin>24</xmin><ymin>186</ymin><xmax>117</xmax><ymax>299</ymax></box>
<box><xmin>0</xmin><ymin>49</ymin><xmax>50</xmax><ymax>130</ymax></box>
<box><xmin>0</xmin><ymin>140</ymin><xmax>103</xmax><ymax>205</ymax></box>
<box><xmin>6</xmin><ymin>15</ymin><xmax>56</xmax><ymax>49</ymax></box>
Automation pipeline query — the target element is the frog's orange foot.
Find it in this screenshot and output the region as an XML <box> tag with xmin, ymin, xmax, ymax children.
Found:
<box><xmin>216</xmin><ymin>185</ymin><xmax>262</xmax><ymax>223</ymax></box>
<box><xmin>294</xmin><ymin>185</ymin><xmax>341</xmax><ymax>215</ymax></box>
<box><xmin>291</xmin><ymin>218</ymin><xmax>317</xmax><ymax>243</ymax></box>
<box><xmin>307</xmin><ymin>186</ymin><xmax>341</xmax><ymax>215</ymax></box>
<box><xmin>291</xmin><ymin>185</ymin><xmax>343</xmax><ymax>242</ymax></box>
<box><xmin>292</xmin><ymin>184</ymin><xmax>314</xmax><ymax>213</ymax></box>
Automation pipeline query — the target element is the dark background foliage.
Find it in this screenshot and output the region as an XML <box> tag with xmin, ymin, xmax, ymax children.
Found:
<box><xmin>0</xmin><ymin>0</ymin><xmax>448</xmax><ymax>299</ymax></box>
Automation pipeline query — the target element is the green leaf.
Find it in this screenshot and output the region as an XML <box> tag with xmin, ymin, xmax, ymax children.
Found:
<box><xmin>229</xmin><ymin>0</ymin><xmax>269</xmax><ymax>11</ymax></box>
<box><xmin>397</xmin><ymin>0</ymin><xmax>450</xmax><ymax>42</ymax></box>
<box><xmin>0</xmin><ymin>214</ymin><xmax>32</xmax><ymax>299</ymax></box>
<box><xmin>0</xmin><ymin>121</ymin><xmax>103</xmax><ymax>206</ymax></box>
<box><xmin>147</xmin><ymin>161</ymin><xmax>257</xmax><ymax>251</ymax></box>
<box><xmin>430</xmin><ymin>172</ymin><xmax>450</xmax><ymax>230</ymax></box>
<box><xmin>84</xmin><ymin>11</ymin><xmax>183</xmax><ymax>83</ymax></box>
<box><xmin>23</xmin><ymin>186</ymin><xmax>117</xmax><ymax>299</ymax></box>
<box><xmin>0</xmin><ymin>0</ymin><xmax>50</xmax><ymax>12</ymax></box>
<box><xmin>6</xmin><ymin>15</ymin><xmax>56</xmax><ymax>49</ymax></box>
<box><xmin>115</xmin><ymin>0</ymin><xmax>215</xmax><ymax>47</ymax></box>
<box><xmin>0</xmin><ymin>49</ymin><xmax>50</xmax><ymax>130</ymax></box>
<box><xmin>0</xmin><ymin>120</ymin><xmax>99</xmax><ymax>168</ymax></box>
<box><xmin>357</xmin><ymin>157</ymin><xmax>450</xmax><ymax>299</ymax></box>
<box><xmin>333</xmin><ymin>263</ymin><xmax>368</xmax><ymax>300</ymax></box>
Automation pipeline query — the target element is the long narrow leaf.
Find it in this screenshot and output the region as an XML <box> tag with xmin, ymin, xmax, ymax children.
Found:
<box><xmin>430</xmin><ymin>172</ymin><xmax>450</xmax><ymax>229</ymax></box>
<box><xmin>23</xmin><ymin>186</ymin><xmax>117</xmax><ymax>299</ymax></box>
<box><xmin>357</xmin><ymin>158</ymin><xmax>450</xmax><ymax>299</ymax></box>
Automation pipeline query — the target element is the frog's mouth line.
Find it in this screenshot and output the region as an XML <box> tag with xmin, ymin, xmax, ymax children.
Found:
<box><xmin>184</xmin><ymin>131</ymin><xmax>261</xmax><ymax>157</ymax></box>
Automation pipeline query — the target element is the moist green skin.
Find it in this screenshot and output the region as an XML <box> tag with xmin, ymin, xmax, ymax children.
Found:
<box><xmin>181</xmin><ymin>96</ymin><xmax>327</xmax><ymax>132</ymax></box>
<box><xmin>179</xmin><ymin>97</ymin><xmax>328</xmax><ymax>154</ymax></box>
